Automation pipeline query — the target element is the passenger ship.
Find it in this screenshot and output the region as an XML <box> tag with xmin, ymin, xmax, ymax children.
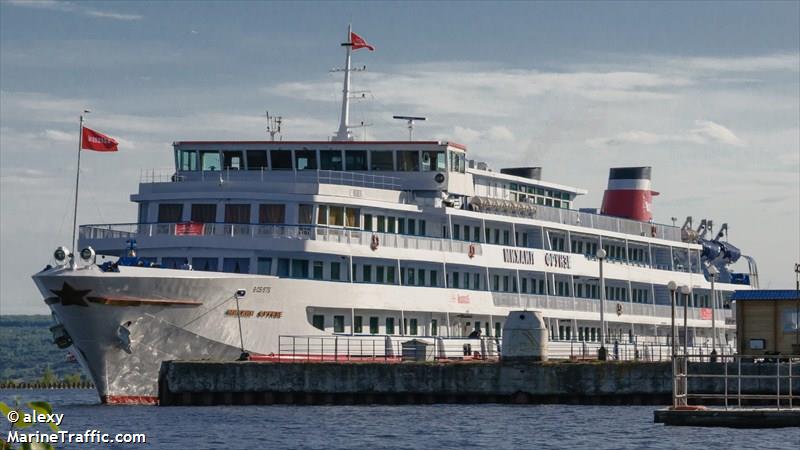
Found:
<box><xmin>32</xmin><ymin>28</ymin><xmax>758</xmax><ymax>404</ymax></box>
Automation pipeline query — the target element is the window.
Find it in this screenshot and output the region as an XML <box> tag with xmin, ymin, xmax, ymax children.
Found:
<box><xmin>179</xmin><ymin>150</ymin><xmax>198</xmax><ymax>171</ymax></box>
<box><xmin>406</xmin><ymin>269</ymin><xmax>415</xmax><ymax>286</ymax></box>
<box><xmin>200</xmin><ymin>151</ymin><xmax>220</xmax><ymax>171</ymax></box>
<box><xmin>257</xmin><ymin>257</ymin><xmax>272</xmax><ymax>275</ymax></box>
<box><xmin>161</xmin><ymin>257</ymin><xmax>186</xmax><ymax>269</ymax></box>
<box><xmin>291</xmin><ymin>259</ymin><xmax>309</xmax><ymax>278</ymax></box>
<box><xmin>270</xmin><ymin>150</ymin><xmax>292</xmax><ymax>170</ymax></box>
<box><xmin>246</xmin><ymin>150</ymin><xmax>268</xmax><ymax>170</ymax></box>
<box><xmin>330</xmin><ymin>262</ymin><xmax>341</xmax><ymax>281</ymax></box>
<box><xmin>431</xmin><ymin>319</ymin><xmax>438</xmax><ymax>336</ymax></box>
<box><xmin>503</xmin><ymin>276</ymin><xmax>510</xmax><ymax>292</ymax></box>
<box><xmin>317</xmin><ymin>205</ymin><xmax>328</xmax><ymax>225</ymax></box>
<box><xmin>396</xmin><ymin>151</ymin><xmax>420</xmax><ymax>171</ymax></box>
<box><xmin>495</xmin><ymin>322</ymin><xmax>502</xmax><ymax>338</ymax></box>
<box><xmin>191</xmin><ymin>204</ymin><xmax>217</xmax><ymax>222</ymax></box>
<box><xmin>344</xmin><ymin>208</ymin><xmax>361</xmax><ymax>228</ymax></box>
<box><xmin>333</xmin><ymin>315</ymin><xmax>345</xmax><ymax>333</ymax></box>
<box><xmin>324</xmin><ymin>205</ymin><xmax>343</xmax><ymax>226</ymax></box>
<box><xmin>345</xmin><ymin>150</ymin><xmax>367</xmax><ymax>170</ymax></box>
<box><xmin>386</xmin><ymin>317</ymin><xmax>395</xmax><ymax>334</ymax></box>
<box><xmin>452</xmin><ymin>272</ymin><xmax>460</xmax><ymax>288</ymax></box>
<box><xmin>429</xmin><ymin>270</ymin><xmax>438</xmax><ymax>287</ymax></box>
<box><xmin>377</xmin><ymin>216</ymin><xmax>386</xmax><ymax>232</ymax></box>
<box><xmin>298</xmin><ymin>204</ymin><xmax>313</xmax><ymax>224</ymax></box>
<box><xmin>192</xmin><ymin>257</ymin><xmax>218</xmax><ymax>272</ymax></box>
<box><xmin>493</xmin><ymin>275</ymin><xmax>500</xmax><ymax>291</ymax></box>
<box><xmin>223</xmin><ymin>258</ymin><xmax>249</xmax><ymax>273</ymax></box>
<box><xmin>417</xmin><ymin>269</ymin><xmax>425</xmax><ymax>286</ymax></box>
<box><xmin>158</xmin><ymin>203</ymin><xmax>183</xmax><ymax>222</ymax></box>
<box><xmin>376</xmin><ymin>266</ymin><xmax>385</xmax><ymax>283</ymax></box>
<box><xmin>313</xmin><ymin>261</ymin><xmax>323</xmax><ymax>280</ymax></box>
<box><xmin>419</xmin><ymin>220</ymin><xmax>426</xmax><ymax>236</ymax></box>
<box><xmin>474</xmin><ymin>273</ymin><xmax>480</xmax><ymax>290</ymax></box>
<box><xmin>407</xmin><ymin>219</ymin><xmax>416</xmax><ymax>235</ymax></box>
<box><xmin>294</xmin><ymin>150</ymin><xmax>317</xmax><ymax>170</ymax></box>
<box><xmin>398</xmin><ymin>218</ymin><xmax>406</xmax><ymax>234</ymax></box>
<box><xmin>320</xmin><ymin>150</ymin><xmax>343</xmax><ymax>170</ymax></box>
<box><xmin>474</xmin><ymin>227</ymin><xmax>480</xmax><ymax>242</ymax></box>
<box><xmin>363</xmin><ymin>265</ymin><xmax>372</xmax><ymax>283</ymax></box>
<box><xmin>369</xmin><ymin>317</ymin><xmax>379</xmax><ymax>334</ymax></box>
<box><xmin>277</xmin><ymin>258</ymin><xmax>290</xmax><ymax>277</ymax></box>
<box><xmin>363</xmin><ymin>214</ymin><xmax>373</xmax><ymax>231</ymax></box>
<box><xmin>422</xmin><ymin>151</ymin><xmax>445</xmax><ymax>171</ymax></box>
<box><xmin>410</xmin><ymin>318</ymin><xmax>418</xmax><ymax>335</ymax></box>
<box><xmin>387</xmin><ymin>266</ymin><xmax>396</xmax><ymax>284</ymax></box>
<box><xmin>371</xmin><ymin>151</ymin><xmax>394</xmax><ymax>171</ymax></box>
<box><xmin>223</xmin><ymin>151</ymin><xmax>243</xmax><ymax>170</ymax></box>
<box><xmin>453</xmin><ymin>224</ymin><xmax>460</xmax><ymax>240</ymax></box>
<box><xmin>225</xmin><ymin>204</ymin><xmax>251</xmax><ymax>224</ymax></box>
<box><xmin>259</xmin><ymin>204</ymin><xmax>285</xmax><ymax>224</ymax></box>
<box><xmin>312</xmin><ymin>315</ymin><xmax>325</xmax><ymax>331</ymax></box>
<box><xmin>387</xmin><ymin>217</ymin><xmax>396</xmax><ymax>233</ymax></box>
<box><xmin>354</xmin><ymin>316</ymin><xmax>363</xmax><ymax>333</ymax></box>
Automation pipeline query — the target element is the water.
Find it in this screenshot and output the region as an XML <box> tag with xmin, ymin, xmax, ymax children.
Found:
<box><xmin>1</xmin><ymin>389</ymin><xmax>797</xmax><ymax>449</ymax></box>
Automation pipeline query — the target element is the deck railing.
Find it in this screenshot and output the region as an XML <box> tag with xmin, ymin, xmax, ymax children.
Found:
<box><xmin>79</xmin><ymin>223</ymin><xmax>483</xmax><ymax>257</ymax></box>
<box><xmin>139</xmin><ymin>168</ymin><xmax>402</xmax><ymax>190</ymax></box>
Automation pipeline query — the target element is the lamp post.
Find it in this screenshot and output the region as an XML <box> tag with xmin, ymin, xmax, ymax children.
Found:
<box><xmin>794</xmin><ymin>263</ymin><xmax>799</xmax><ymax>351</ymax></box>
<box><xmin>668</xmin><ymin>281</ymin><xmax>677</xmax><ymax>357</ymax></box>
<box><xmin>708</xmin><ymin>266</ymin><xmax>719</xmax><ymax>360</ymax></box>
<box><xmin>596</xmin><ymin>248</ymin><xmax>607</xmax><ymax>360</ymax></box>
<box><xmin>680</xmin><ymin>285</ymin><xmax>691</xmax><ymax>358</ymax></box>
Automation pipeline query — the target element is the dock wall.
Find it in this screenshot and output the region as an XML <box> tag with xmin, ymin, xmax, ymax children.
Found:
<box><xmin>158</xmin><ymin>361</ymin><xmax>800</xmax><ymax>406</ymax></box>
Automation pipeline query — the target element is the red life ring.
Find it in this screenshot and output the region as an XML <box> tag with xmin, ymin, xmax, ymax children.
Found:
<box><xmin>370</xmin><ymin>234</ymin><xmax>379</xmax><ymax>251</ymax></box>
<box><xmin>468</xmin><ymin>244</ymin><xmax>476</xmax><ymax>259</ymax></box>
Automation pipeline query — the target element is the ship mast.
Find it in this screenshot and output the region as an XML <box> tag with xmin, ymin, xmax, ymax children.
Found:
<box><xmin>334</xmin><ymin>24</ymin><xmax>354</xmax><ymax>141</ymax></box>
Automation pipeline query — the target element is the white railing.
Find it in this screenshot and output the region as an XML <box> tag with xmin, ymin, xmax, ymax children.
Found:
<box><xmin>491</xmin><ymin>292</ymin><xmax>733</xmax><ymax>323</ymax></box>
<box><xmin>79</xmin><ymin>223</ymin><xmax>483</xmax><ymax>257</ymax></box>
<box><xmin>140</xmin><ymin>168</ymin><xmax>402</xmax><ymax>190</ymax></box>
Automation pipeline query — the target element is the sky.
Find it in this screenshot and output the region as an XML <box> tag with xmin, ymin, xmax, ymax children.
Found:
<box><xmin>1</xmin><ymin>1</ymin><xmax>798</xmax><ymax>314</ymax></box>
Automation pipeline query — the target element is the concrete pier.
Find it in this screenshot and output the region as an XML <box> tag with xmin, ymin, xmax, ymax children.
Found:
<box><xmin>654</xmin><ymin>409</ymin><xmax>800</xmax><ymax>428</ymax></box>
<box><xmin>158</xmin><ymin>360</ymin><xmax>800</xmax><ymax>407</ymax></box>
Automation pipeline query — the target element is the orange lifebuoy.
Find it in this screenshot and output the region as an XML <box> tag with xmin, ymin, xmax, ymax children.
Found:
<box><xmin>468</xmin><ymin>244</ymin><xmax>476</xmax><ymax>259</ymax></box>
<box><xmin>370</xmin><ymin>234</ymin><xmax>379</xmax><ymax>251</ymax></box>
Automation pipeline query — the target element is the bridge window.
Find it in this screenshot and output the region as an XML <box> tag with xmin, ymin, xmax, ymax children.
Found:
<box><xmin>345</xmin><ymin>150</ymin><xmax>367</xmax><ymax>170</ymax></box>
<box><xmin>158</xmin><ymin>203</ymin><xmax>183</xmax><ymax>222</ymax></box>
<box><xmin>270</xmin><ymin>150</ymin><xmax>292</xmax><ymax>170</ymax></box>
<box><xmin>246</xmin><ymin>150</ymin><xmax>268</xmax><ymax>170</ymax></box>
<box><xmin>179</xmin><ymin>150</ymin><xmax>198</xmax><ymax>171</ymax></box>
<box><xmin>312</xmin><ymin>315</ymin><xmax>324</xmax><ymax>331</ymax></box>
<box><xmin>295</xmin><ymin>150</ymin><xmax>317</xmax><ymax>170</ymax></box>
<box><xmin>431</xmin><ymin>319</ymin><xmax>438</xmax><ymax>336</ymax></box>
<box><xmin>345</xmin><ymin>207</ymin><xmax>360</xmax><ymax>228</ymax></box>
<box><xmin>422</xmin><ymin>151</ymin><xmax>445</xmax><ymax>171</ymax></box>
<box><xmin>191</xmin><ymin>204</ymin><xmax>217</xmax><ymax>222</ymax></box>
<box><xmin>292</xmin><ymin>259</ymin><xmax>309</xmax><ymax>278</ymax></box>
<box><xmin>298</xmin><ymin>204</ymin><xmax>313</xmax><ymax>224</ymax></box>
<box><xmin>329</xmin><ymin>206</ymin><xmax>344</xmax><ymax>226</ymax></box>
<box><xmin>410</xmin><ymin>318</ymin><xmax>418</xmax><ymax>335</ymax></box>
<box><xmin>200</xmin><ymin>151</ymin><xmax>220</xmax><ymax>171</ymax></box>
<box><xmin>371</xmin><ymin>151</ymin><xmax>394</xmax><ymax>171</ymax></box>
<box><xmin>313</xmin><ymin>261</ymin><xmax>323</xmax><ymax>280</ymax></box>
<box><xmin>330</xmin><ymin>262</ymin><xmax>341</xmax><ymax>281</ymax></box>
<box><xmin>317</xmin><ymin>206</ymin><xmax>328</xmax><ymax>225</ymax></box>
<box><xmin>225</xmin><ymin>204</ymin><xmax>250</xmax><ymax>224</ymax></box>
<box><xmin>223</xmin><ymin>151</ymin><xmax>243</xmax><ymax>170</ymax></box>
<box><xmin>396</xmin><ymin>151</ymin><xmax>420</xmax><ymax>171</ymax></box>
<box><xmin>320</xmin><ymin>150</ymin><xmax>343</xmax><ymax>170</ymax></box>
<box><xmin>277</xmin><ymin>258</ymin><xmax>290</xmax><ymax>277</ymax></box>
<box><xmin>161</xmin><ymin>257</ymin><xmax>186</xmax><ymax>269</ymax></box>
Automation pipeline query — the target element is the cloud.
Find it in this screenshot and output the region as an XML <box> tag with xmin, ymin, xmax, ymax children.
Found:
<box><xmin>42</xmin><ymin>129</ymin><xmax>73</xmax><ymax>142</ymax></box>
<box><xmin>6</xmin><ymin>0</ymin><xmax>142</xmax><ymax>21</ymax></box>
<box><xmin>670</xmin><ymin>54</ymin><xmax>800</xmax><ymax>73</ymax></box>
<box><xmin>587</xmin><ymin>120</ymin><xmax>746</xmax><ymax>148</ymax></box>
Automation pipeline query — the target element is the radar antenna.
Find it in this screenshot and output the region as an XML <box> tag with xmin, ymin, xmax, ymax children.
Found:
<box><xmin>266</xmin><ymin>111</ymin><xmax>282</xmax><ymax>141</ymax></box>
<box><xmin>393</xmin><ymin>115</ymin><xmax>426</xmax><ymax>141</ymax></box>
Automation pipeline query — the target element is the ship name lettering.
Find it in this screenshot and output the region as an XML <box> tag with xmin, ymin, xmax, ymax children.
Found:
<box><xmin>544</xmin><ymin>253</ymin><xmax>571</xmax><ymax>269</ymax></box>
<box><xmin>252</xmin><ymin>286</ymin><xmax>271</xmax><ymax>294</ymax></box>
<box><xmin>503</xmin><ymin>248</ymin><xmax>535</xmax><ymax>265</ymax></box>
<box><xmin>224</xmin><ymin>309</ymin><xmax>282</xmax><ymax>319</ymax></box>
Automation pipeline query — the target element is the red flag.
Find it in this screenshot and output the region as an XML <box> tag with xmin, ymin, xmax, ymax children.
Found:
<box><xmin>350</xmin><ymin>32</ymin><xmax>374</xmax><ymax>51</ymax></box>
<box><xmin>81</xmin><ymin>127</ymin><xmax>118</xmax><ymax>152</ymax></box>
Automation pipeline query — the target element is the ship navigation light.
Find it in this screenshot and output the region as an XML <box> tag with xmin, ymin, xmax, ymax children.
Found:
<box><xmin>53</xmin><ymin>246</ymin><xmax>70</xmax><ymax>266</ymax></box>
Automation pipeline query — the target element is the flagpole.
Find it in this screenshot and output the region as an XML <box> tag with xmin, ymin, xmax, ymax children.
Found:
<box><xmin>334</xmin><ymin>24</ymin><xmax>352</xmax><ymax>141</ymax></box>
<box><xmin>71</xmin><ymin>111</ymin><xmax>88</xmax><ymax>267</ymax></box>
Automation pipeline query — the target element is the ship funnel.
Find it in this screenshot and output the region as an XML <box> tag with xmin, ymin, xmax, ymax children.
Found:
<box><xmin>600</xmin><ymin>167</ymin><xmax>659</xmax><ymax>222</ymax></box>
